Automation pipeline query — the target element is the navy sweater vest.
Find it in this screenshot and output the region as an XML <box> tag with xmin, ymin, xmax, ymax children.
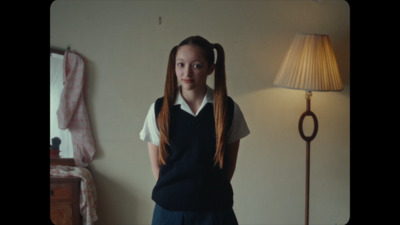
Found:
<box><xmin>152</xmin><ymin>96</ymin><xmax>235</xmax><ymax>211</ymax></box>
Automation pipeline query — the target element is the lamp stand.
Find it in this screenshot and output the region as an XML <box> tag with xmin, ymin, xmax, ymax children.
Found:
<box><xmin>298</xmin><ymin>90</ymin><xmax>319</xmax><ymax>225</ymax></box>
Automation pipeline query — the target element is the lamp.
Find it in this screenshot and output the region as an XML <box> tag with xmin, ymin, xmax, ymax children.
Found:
<box><xmin>273</xmin><ymin>33</ymin><xmax>343</xmax><ymax>225</ymax></box>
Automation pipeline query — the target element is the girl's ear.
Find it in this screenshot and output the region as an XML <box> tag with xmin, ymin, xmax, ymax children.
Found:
<box><xmin>207</xmin><ymin>64</ymin><xmax>216</xmax><ymax>75</ymax></box>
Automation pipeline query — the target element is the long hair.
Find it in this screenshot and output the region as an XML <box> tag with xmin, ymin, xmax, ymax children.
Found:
<box><xmin>157</xmin><ymin>36</ymin><xmax>228</xmax><ymax>169</ymax></box>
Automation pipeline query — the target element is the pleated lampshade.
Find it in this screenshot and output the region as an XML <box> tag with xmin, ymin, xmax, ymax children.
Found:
<box><xmin>273</xmin><ymin>33</ymin><xmax>343</xmax><ymax>91</ymax></box>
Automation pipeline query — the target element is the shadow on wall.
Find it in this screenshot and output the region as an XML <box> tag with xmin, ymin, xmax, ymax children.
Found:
<box><xmin>88</xmin><ymin>164</ymin><xmax>153</xmax><ymax>224</ymax></box>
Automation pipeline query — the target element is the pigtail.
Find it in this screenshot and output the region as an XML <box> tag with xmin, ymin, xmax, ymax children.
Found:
<box><xmin>158</xmin><ymin>46</ymin><xmax>178</xmax><ymax>165</ymax></box>
<box><xmin>213</xmin><ymin>43</ymin><xmax>228</xmax><ymax>169</ymax></box>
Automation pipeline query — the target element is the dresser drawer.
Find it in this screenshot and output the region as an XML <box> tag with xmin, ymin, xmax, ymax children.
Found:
<box><xmin>50</xmin><ymin>183</ymin><xmax>73</xmax><ymax>201</ymax></box>
<box><xmin>50</xmin><ymin>176</ymin><xmax>82</xmax><ymax>225</ymax></box>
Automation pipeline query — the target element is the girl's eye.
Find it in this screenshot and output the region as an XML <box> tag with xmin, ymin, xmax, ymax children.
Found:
<box><xmin>177</xmin><ymin>63</ymin><xmax>184</xmax><ymax>67</ymax></box>
<box><xmin>193</xmin><ymin>64</ymin><xmax>202</xmax><ymax>69</ymax></box>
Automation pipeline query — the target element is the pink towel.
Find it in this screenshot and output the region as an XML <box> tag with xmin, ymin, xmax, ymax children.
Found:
<box><xmin>57</xmin><ymin>51</ymin><xmax>96</xmax><ymax>167</ymax></box>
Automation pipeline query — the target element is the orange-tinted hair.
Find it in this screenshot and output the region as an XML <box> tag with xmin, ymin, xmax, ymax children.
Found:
<box><xmin>157</xmin><ymin>36</ymin><xmax>228</xmax><ymax>169</ymax></box>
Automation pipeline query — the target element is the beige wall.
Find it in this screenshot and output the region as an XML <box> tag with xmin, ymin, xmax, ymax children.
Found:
<box><xmin>50</xmin><ymin>0</ymin><xmax>350</xmax><ymax>224</ymax></box>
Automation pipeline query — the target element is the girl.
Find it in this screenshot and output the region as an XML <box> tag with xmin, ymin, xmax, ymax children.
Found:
<box><xmin>140</xmin><ymin>36</ymin><xmax>250</xmax><ymax>225</ymax></box>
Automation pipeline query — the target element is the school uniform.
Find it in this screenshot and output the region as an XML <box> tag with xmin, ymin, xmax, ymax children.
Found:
<box><xmin>140</xmin><ymin>86</ymin><xmax>250</xmax><ymax>225</ymax></box>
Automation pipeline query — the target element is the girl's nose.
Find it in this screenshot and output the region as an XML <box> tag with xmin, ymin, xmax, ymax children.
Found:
<box><xmin>184</xmin><ymin>66</ymin><xmax>192</xmax><ymax>77</ymax></box>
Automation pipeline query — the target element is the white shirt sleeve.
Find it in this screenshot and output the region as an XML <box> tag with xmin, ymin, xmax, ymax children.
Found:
<box><xmin>139</xmin><ymin>103</ymin><xmax>160</xmax><ymax>146</ymax></box>
<box><xmin>227</xmin><ymin>101</ymin><xmax>250</xmax><ymax>144</ymax></box>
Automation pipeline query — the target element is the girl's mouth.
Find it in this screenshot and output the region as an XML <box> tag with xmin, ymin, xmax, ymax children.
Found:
<box><xmin>182</xmin><ymin>79</ymin><xmax>194</xmax><ymax>84</ymax></box>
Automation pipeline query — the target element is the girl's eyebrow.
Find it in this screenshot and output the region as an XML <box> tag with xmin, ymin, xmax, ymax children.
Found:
<box><xmin>176</xmin><ymin>58</ymin><xmax>203</xmax><ymax>63</ymax></box>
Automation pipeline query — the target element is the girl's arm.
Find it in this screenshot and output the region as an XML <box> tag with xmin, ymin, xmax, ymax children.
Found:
<box><xmin>225</xmin><ymin>140</ymin><xmax>240</xmax><ymax>181</ymax></box>
<box><xmin>148</xmin><ymin>142</ymin><xmax>161</xmax><ymax>180</ymax></box>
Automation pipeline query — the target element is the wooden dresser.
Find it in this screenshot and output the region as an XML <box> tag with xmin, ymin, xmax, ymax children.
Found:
<box><xmin>50</xmin><ymin>158</ymin><xmax>82</xmax><ymax>225</ymax></box>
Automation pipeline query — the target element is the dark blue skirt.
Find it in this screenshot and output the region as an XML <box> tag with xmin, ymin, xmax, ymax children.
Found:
<box><xmin>151</xmin><ymin>204</ymin><xmax>239</xmax><ymax>225</ymax></box>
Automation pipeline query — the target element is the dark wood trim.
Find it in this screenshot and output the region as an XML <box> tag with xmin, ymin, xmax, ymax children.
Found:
<box><xmin>50</xmin><ymin>47</ymin><xmax>65</xmax><ymax>55</ymax></box>
<box><xmin>50</xmin><ymin>158</ymin><xmax>76</xmax><ymax>166</ymax></box>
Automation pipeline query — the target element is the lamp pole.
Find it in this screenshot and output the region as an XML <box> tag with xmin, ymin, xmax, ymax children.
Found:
<box><xmin>298</xmin><ymin>90</ymin><xmax>318</xmax><ymax>225</ymax></box>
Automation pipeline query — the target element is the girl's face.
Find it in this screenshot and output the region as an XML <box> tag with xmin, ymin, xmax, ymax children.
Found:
<box><xmin>175</xmin><ymin>45</ymin><xmax>215</xmax><ymax>93</ymax></box>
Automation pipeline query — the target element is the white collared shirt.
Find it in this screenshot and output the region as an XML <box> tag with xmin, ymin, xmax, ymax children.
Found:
<box><xmin>139</xmin><ymin>86</ymin><xmax>250</xmax><ymax>146</ymax></box>
<box><xmin>174</xmin><ymin>85</ymin><xmax>214</xmax><ymax>116</ymax></box>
